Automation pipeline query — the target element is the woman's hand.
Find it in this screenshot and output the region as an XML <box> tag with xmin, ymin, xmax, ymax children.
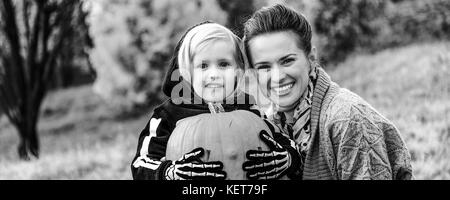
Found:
<box><xmin>242</xmin><ymin>130</ymin><xmax>301</xmax><ymax>180</ymax></box>
<box><xmin>164</xmin><ymin>147</ymin><xmax>227</xmax><ymax>180</ymax></box>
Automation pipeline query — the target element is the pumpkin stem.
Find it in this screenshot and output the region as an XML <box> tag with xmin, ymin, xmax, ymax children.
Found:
<box><xmin>204</xmin><ymin>149</ymin><xmax>211</xmax><ymax>161</ymax></box>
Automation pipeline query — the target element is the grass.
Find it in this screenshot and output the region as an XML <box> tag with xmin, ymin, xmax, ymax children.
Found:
<box><xmin>0</xmin><ymin>41</ymin><xmax>449</xmax><ymax>179</ymax></box>
<box><xmin>0</xmin><ymin>86</ymin><xmax>151</xmax><ymax>180</ymax></box>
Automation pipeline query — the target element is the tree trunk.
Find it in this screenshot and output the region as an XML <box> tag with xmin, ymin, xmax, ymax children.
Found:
<box><xmin>17</xmin><ymin>105</ymin><xmax>40</xmax><ymax>160</ymax></box>
<box><xmin>17</xmin><ymin>126</ymin><xmax>29</xmax><ymax>160</ymax></box>
<box><xmin>17</xmin><ymin>125</ymin><xmax>39</xmax><ymax>160</ymax></box>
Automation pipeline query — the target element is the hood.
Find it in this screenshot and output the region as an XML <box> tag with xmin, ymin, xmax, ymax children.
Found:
<box><xmin>161</xmin><ymin>21</ymin><xmax>255</xmax><ymax>111</ymax></box>
<box><xmin>162</xmin><ymin>21</ymin><xmax>213</xmax><ymax>97</ymax></box>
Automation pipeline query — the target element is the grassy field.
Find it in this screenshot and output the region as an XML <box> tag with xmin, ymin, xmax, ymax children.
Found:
<box><xmin>0</xmin><ymin>86</ymin><xmax>151</xmax><ymax>180</ymax></box>
<box><xmin>0</xmin><ymin>41</ymin><xmax>449</xmax><ymax>179</ymax></box>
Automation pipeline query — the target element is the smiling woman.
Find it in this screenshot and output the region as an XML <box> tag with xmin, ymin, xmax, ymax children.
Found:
<box><xmin>241</xmin><ymin>4</ymin><xmax>414</xmax><ymax>180</ymax></box>
<box><xmin>248</xmin><ymin>31</ymin><xmax>311</xmax><ymax>113</ymax></box>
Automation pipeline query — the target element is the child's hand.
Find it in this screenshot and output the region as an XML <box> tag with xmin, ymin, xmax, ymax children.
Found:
<box><xmin>242</xmin><ymin>130</ymin><xmax>301</xmax><ymax>180</ymax></box>
<box><xmin>164</xmin><ymin>147</ymin><xmax>227</xmax><ymax>180</ymax></box>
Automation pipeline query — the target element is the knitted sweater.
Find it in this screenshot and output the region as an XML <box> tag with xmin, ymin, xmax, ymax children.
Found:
<box><xmin>300</xmin><ymin>68</ymin><xmax>413</xmax><ymax>180</ymax></box>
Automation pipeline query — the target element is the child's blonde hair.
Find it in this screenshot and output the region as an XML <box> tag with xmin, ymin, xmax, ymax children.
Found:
<box><xmin>177</xmin><ymin>23</ymin><xmax>248</xmax><ymax>89</ymax></box>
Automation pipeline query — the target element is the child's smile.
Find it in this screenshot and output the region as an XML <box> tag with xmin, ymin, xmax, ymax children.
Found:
<box><xmin>204</xmin><ymin>83</ymin><xmax>224</xmax><ymax>88</ymax></box>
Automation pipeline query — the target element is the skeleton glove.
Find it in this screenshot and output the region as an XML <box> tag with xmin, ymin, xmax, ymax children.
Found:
<box><xmin>163</xmin><ymin>147</ymin><xmax>227</xmax><ymax>180</ymax></box>
<box><xmin>242</xmin><ymin>122</ymin><xmax>301</xmax><ymax>180</ymax></box>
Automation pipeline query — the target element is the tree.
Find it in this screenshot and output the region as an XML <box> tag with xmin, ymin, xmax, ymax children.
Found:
<box><xmin>0</xmin><ymin>0</ymin><xmax>91</xmax><ymax>160</ymax></box>
<box><xmin>314</xmin><ymin>0</ymin><xmax>387</xmax><ymax>63</ymax></box>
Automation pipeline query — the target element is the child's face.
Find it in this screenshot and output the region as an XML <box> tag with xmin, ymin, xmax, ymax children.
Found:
<box><xmin>192</xmin><ymin>40</ymin><xmax>239</xmax><ymax>103</ymax></box>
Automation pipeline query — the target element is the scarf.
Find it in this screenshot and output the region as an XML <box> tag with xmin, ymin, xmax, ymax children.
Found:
<box><xmin>208</xmin><ymin>102</ymin><xmax>225</xmax><ymax>113</ymax></box>
<box><xmin>271</xmin><ymin>65</ymin><xmax>319</xmax><ymax>174</ymax></box>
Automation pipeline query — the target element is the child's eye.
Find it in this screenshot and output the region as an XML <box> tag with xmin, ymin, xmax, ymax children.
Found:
<box><xmin>218</xmin><ymin>61</ymin><xmax>231</xmax><ymax>68</ymax></box>
<box><xmin>199</xmin><ymin>63</ymin><xmax>208</xmax><ymax>69</ymax></box>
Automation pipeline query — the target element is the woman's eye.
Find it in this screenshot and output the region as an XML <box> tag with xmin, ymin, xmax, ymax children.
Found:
<box><xmin>281</xmin><ymin>58</ymin><xmax>295</xmax><ymax>65</ymax></box>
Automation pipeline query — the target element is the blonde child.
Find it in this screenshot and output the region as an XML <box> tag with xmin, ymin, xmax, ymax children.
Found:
<box><xmin>131</xmin><ymin>22</ymin><xmax>267</xmax><ymax>180</ymax></box>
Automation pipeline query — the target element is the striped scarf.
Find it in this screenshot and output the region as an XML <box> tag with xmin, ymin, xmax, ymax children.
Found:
<box><xmin>291</xmin><ymin>66</ymin><xmax>318</xmax><ymax>169</ymax></box>
<box><xmin>270</xmin><ymin>65</ymin><xmax>318</xmax><ymax>173</ymax></box>
<box><xmin>207</xmin><ymin>102</ymin><xmax>225</xmax><ymax>113</ymax></box>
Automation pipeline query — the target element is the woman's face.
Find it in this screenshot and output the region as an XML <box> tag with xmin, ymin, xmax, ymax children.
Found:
<box><xmin>191</xmin><ymin>40</ymin><xmax>239</xmax><ymax>103</ymax></box>
<box><xmin>248</xmin><ymin>31</ymin><xmax>311</xmax><ymax>112</ymax></box>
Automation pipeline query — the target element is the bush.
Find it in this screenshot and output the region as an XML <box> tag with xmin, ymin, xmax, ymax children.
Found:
<box><xmin>87</xmin><ymin>0</ymin><xmax>227</xmax><ymax>111</ymax></box>
<box><xmin>383</xmin><ymin>0</ymin><xmax>450</xmax><ymax>47</ymax></box>
<box><xmin>314</xmin><ymin>0</ymin><xmax>450</xmax><ymax>64</ymax></box>
<box><xmin>314</xmin><ymin>0</ymin><xmax>388</xmax><ymax>64</ymax></box>
<box><xmin>217</xmin><ymin>0</ymin><xmax>255</xmax><ymax>37</ymax></box>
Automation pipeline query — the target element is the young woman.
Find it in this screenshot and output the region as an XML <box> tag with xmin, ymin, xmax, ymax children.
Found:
<box><xmin>241</xmin><ymin>4</ymin><xmax>413</xmax><ymax>180</ymax></box>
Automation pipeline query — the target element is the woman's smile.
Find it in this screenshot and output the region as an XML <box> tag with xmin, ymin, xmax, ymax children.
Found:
<box><xmin>271</xmin><ymin>82</ymin><xmax>295</xmax><ymax>96</ymax></box>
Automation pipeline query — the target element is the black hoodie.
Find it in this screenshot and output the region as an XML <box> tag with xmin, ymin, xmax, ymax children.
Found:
<box><xmin>130</xmin><ymin>22</ymin><xmax>262</xmax><ymax>180</ymax></box>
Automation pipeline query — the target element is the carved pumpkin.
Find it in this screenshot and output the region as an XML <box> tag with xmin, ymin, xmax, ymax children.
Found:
<box><xmin>166</xmin><ymin>110</ymin><xmax>272</xmax><ymax>180</ymax></box>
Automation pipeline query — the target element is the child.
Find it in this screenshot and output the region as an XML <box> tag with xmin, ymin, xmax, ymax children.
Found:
<box><xmin>131</xmin><ymin>22</ymin><xmax>265</xmax><ymax>180</ymax></box>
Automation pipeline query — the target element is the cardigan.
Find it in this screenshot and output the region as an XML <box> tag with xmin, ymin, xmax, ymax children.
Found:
<box><xmin>295</xmin><ymin>68</ymin><xmax>413</xmax><ymax>180</ymax></box>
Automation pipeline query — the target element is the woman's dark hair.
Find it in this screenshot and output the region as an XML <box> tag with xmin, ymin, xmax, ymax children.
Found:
<box><xmin>243</xmin><ymin>4</ymin><xmax>312</xmax><ymax>67</ymax></box>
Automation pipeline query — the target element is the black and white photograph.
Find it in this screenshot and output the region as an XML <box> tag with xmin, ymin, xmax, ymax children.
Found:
<box><xmin>0</xmin><ymin>0</ymin><xmax>449</xmax><ymax>185</ymax></box>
